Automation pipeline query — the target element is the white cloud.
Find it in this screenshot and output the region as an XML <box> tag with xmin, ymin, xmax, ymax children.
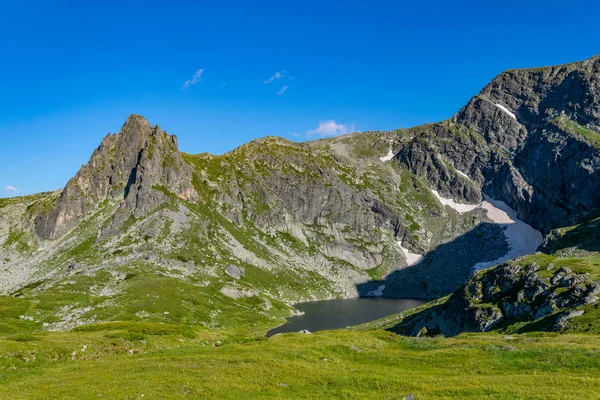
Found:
<box><xmin>306</xmin><ymin>120</ymin><xmax>354</xmax><ymax>137</ymax></box>
<box><xmin>182</xmin><ymin>69</ymin><xmax>204</xmax><ymax>88</ymax></box>
<box><xmin>5</xmin><ymin>185</ymin><xmax>18</xmax><ymax>192</ymax></box>
<box><xmin>277</xmin><ymin>85</ymin><xmax>288</xmax><ymax>95</ymax></box>
<box><xmin>264</xmin><ymin>71</ymin><xmax>285</xmax><ymax>84</ymax></box>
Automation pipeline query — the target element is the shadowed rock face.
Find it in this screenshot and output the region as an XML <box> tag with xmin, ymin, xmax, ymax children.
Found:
<box><xmin>461</xmin><ymin>55</ymin><xmax>600</xmax><ymax>233</ymax></box>
<box><xmin>35</xmin><ymin>115</ymin><xmax>198</xmax><ymax>239</ymax></box>
<box><xmin>396</xmin><ymin>55</ymin><xmax>600</xmax><ymax>233</ymax></box>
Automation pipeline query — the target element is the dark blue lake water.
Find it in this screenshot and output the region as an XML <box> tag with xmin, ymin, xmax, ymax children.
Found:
<box><xmin>267</xmin><ymin>297</ymin><xmax>425</xmax><ymax>336</ymax></box>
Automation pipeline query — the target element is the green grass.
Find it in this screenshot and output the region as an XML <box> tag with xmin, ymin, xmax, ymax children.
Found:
<box><xmin>0</xmin><ymin>296</ymin><xmax>40</xmax><ymax>334</ymax></box>
<box><xmin>6</xmin><ymin>266</ymin><xmax>294</xmax><ymax>333</ymax></box>
<box><xmin>554</xmin><ymin>115</ymin><xmax>600</xmax><ymax>148</ymax></box>
<box><xmin>0</xmin><ymin>327</ymin><xmax>599</xmax><ymax>399</ymax></box>
<box><xmin>65</xmin><ymin>234</ymin><xmax>97</xmax><ymax>259</ymax></box>
<box><xmin>3</xmin><ymin>228</ymin><xmax>32</xmax><ymax>253</ymax></box>
<box><xmin>512</xmin><ymin>253</ymin><xmax>600</xmax><ymax>281</ymax></box>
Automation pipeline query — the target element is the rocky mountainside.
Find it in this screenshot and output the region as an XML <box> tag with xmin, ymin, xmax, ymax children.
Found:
<box><xmin>373</xmin><ymin>214</ymin><xmax>600</xmax><ymax>337</ymax></box>
<box><xmin>1</xmin><ymin>55</ymin><xmax>599</xmax><ymax>333</ymax></box>
<box><xmin>0</xmin><ymin>117</ymin><xmax>491</xmax><ymax>331</ymax></box>
<box><xmin>36</xmin><ymin>115</ymin><xmax>198</xmax><ymax>240</ymax></box>
<box><xmin>398</xmin><ymin>55</ymin><xmax>600</xmax><ymax>233</ymax></box>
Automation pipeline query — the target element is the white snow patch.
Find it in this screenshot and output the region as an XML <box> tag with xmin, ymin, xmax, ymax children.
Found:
<box><xmin>380</xmin><ymin>149</ymin><xmax>395</xmax><ymax>162</ymax></box>
<box><xmin>367</xmin><ymin>284</ymin><xmax>386</xmax><ymax>297</ymax></box>
<box><xmin>455</xmin><ymin>169</ymin><xmax>470</xmax><ymax>179</ymax></box>
<box><xmin>495</xmin><ymin>103</ymin><xmax>517</xmax><ymax>120</ymax></box>
<box><xmin>398</xmin><ymin>241</ymin><xmax>424</xmax><ymax>267</ymax></box>
<box><xmin>431</xmin><ymin>189</ymin><xmax>543</xmax><ymax>271</ymax></box>
<box><xmin>473</xmin><ymin>195</ymin><xmax>543</xmax><ymax>271</ymax></box>
<box><xmin>431</xmin><ymin>190</ymin><xmax>480</xmax><ymax>213</ymax></box>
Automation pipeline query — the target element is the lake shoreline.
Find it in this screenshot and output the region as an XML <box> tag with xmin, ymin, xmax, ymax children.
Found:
<box><xmin>266</xmin><ymin>297</ymin><xmax>426</xmax><ymax>337</ymax></box>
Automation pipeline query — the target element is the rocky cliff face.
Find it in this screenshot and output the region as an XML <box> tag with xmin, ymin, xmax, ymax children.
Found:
<box><xmin>35</xmin><ymin>115</ymin><xmax>198</xmax><ymax>240</ymax></box>
<box><xmin>395</xmin><ymin>55</ymin><xmax>600</xmax><ymax>233</ymax></box>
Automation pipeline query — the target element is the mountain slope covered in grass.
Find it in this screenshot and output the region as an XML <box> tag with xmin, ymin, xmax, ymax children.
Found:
<box><xmin>1</xmin><ymin>55</ymin><xmax>599</xmax><ymax>337</ymax></box>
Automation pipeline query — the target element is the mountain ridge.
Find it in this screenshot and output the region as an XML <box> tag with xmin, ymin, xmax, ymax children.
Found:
<box><xmin>35</xmin><ymin>114</ymin><xmax>199</xmax><ymax>240</ymax></box>
<box><xmin>2</xmin><ymin>54</ymin><xmax>600</xmax><ymax>333</ymax></box>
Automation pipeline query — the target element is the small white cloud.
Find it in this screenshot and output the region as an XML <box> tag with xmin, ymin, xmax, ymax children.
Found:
<box><xmin>288</xmin><ymin>132</ymin><xmax>301</xmax><ymax>137</ymax></box>
<box><xmin>306</xmin><ymin>120</ymin><xmax>354</xmax><ymax>137</ymax></box>
<box><xmin>264</xmin><ymin>71</ymin><xmax>285</xmax><ymax>84</ymax></box>
<box><xmin>277</xmin><ymin>85</ymin><xmax>288</xmax><ymax>95</ymax></box>
<box><xmin>5</xmin><ymin>185</ymin><xmax>18</xmax><ymax>192</ymax></box>
<box><xmin>220</xmin><ymin>83</ymin><xmax>227</xmax><ymax>87</ymax></box>
<box><xmin>182</xmin><ymin>69</ymin><xmax>204</xmax><ymax>89</ymax></box>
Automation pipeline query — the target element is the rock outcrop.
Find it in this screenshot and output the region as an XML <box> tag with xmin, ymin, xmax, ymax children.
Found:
<box><xmin>390</xmin><ymin>259</ymin><xmax>599</xmax><ymax>337</ymax></box>
<box><xmin>35</xmin><ymin>115</ymin><xmax>198</xmax><ymax>239</ymax></box>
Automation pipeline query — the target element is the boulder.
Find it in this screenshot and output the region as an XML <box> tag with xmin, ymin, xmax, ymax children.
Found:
<box><xmin>225</xmin><ymin>265</ymin><xmax>246</xmax><ymax>280</ymax></box>
<box><xmin>219</xmin><ymin>285</ymin><xmax>258</xmax><ymax>299</ymax></box>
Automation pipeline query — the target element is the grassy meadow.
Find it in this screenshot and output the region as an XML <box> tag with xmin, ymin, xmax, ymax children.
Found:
<box><xmin>0</xmin><ymin>321</ymin><xmax>599</xmax><ymax>399</ymax></box>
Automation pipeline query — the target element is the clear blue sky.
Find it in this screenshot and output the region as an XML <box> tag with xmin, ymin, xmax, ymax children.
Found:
<box><xmin>1</xmin><ymin>0</ymin><xmax>599</xmax><ymax>196</ymax></box>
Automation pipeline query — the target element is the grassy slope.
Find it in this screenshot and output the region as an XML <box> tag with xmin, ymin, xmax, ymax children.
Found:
<box><xmin>1</xmin><ymin>324</ymin><xmax>599</xmax><ymax>399</ymax></box>
<box><xmin>3</xmin><ymin>127</ymin><xmax>600</xmax><ymax>398</ymax></box>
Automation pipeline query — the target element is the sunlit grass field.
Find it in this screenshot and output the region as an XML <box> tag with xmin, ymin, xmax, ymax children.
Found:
<box><xmin>1</xmin><ymin>322</ymin><xmax>599</xmax><ymax>399</ymax></box>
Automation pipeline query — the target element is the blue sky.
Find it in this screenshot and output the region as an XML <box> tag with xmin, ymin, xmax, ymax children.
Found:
<box><xmin>1</xmin><ymin>0</ymin><xmax>599</xmax><ymax>196</ymax></box>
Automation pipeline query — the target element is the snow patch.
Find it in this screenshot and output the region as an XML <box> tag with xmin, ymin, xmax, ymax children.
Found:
<box><xmin>398</xmin><ymin>241</ymin><xmax>424</xmax><ymax>267</ymax></box>
<box><xmin>431</xmin><ymin>190</ymin><xmax>480</xmax><ymax>213</ymax></box>
<box><xmin>431</xmin><ymin>189</ymin><xmax>543</xmax><ymax>271</ymax></box>
<box><xmin>473</xmin><ymin>195</ymin><xmax>543</xmax><ymax>271</ymax></box>
<box><xmin>495</xmin><ymin>103</ymin><xmax>517</xmax><ymax>120</ymax></box>
<box><xmin>455</xmin><ymin>169</ymin><xmax>470</xmax><ymax>179</ymax></box>
<box><xmin>380</xmin><ymin>149</ymin><xmax>395</xmax><ymax>162</ymax></box>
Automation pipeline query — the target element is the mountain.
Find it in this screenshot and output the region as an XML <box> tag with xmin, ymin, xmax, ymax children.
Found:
<box><xmin>399</xmin><ymin>54</ymin><xmax>600</xmax><ymax>233</ymax></box>
<box><xmin>35</xmin><ymin>115</ymin><xmax>198</xmax><ymax>241</ymax></box>
<box><xmin>1</xmin><ymin>55</ymin><xmax>599</xmax><ymax>334</ymax></box>
<box><xmin>368</xmin><ymin>215</ymin><xmax>600</xmax><ymax>337</ymax></box>
<box><xmin>360</xmin><ymin>56</ymin><xmax>600</xmax><ymax>336</ymax></box>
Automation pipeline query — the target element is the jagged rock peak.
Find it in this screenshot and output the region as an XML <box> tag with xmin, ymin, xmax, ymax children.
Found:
<box><xmin>35</xmin><ymin>114</ymin><xmax>198</xmax><ymax>240</ymax></box>
<box><xmin>393</xmin><ymin>54</ymin><xmax>600</xmax><ymax>236</ymax></box>
<box><xmin>98</xmin><ymin>114</ymin><xmax>179</xmax><ymax>152</ymax></box>
<box><xmin>122</xmin><ymin>113</ymin><xmax>153</xmax><ymax>131</ymax></box>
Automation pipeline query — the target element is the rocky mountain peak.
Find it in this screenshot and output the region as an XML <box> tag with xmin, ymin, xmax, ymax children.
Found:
<box><xmin>122</xmin><ymin>113</ymin><xmax>153</xmax><ymax>131</ymax></box>
<box><xmin>35</xmin><ymin>115</ymin><xmax>198</xmax><ymax>240</ymax></box>
<box><xmin>393</xmin><ymin>55</ymin><xmax>600</xmax><ymax>234</ymax></box>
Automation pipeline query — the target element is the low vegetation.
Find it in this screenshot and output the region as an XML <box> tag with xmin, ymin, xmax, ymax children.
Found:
<box><xmin>1</xmin><ymin>324</ymin><xmax>599</xmax><ymax>399</ymax></box>
<box><xmin>554</xmin><ymin>115</ymin><xmax>600</xmax><ymax>148</ymax></box>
